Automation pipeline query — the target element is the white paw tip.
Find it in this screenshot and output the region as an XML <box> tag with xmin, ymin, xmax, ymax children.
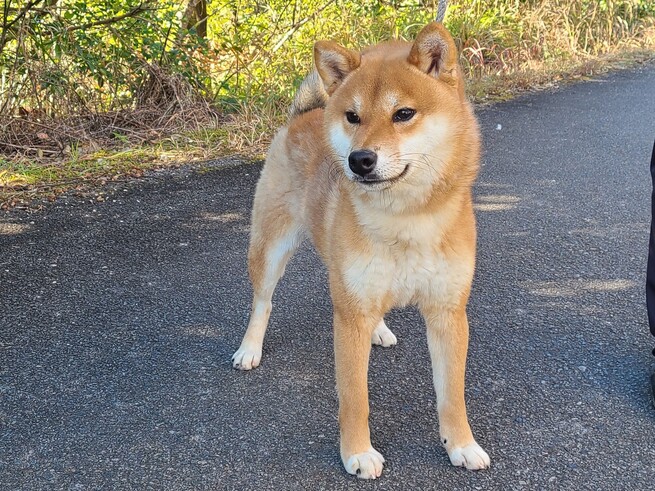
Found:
<box><xmin>371</xmin><ymin>322</ymin><xmax>397</xmax><ymax>348</ymax></box>
<box><xmin>344</xmin><ymin>448</ymin><xmax>385</xmax><ymax>479</ymax></box>
<box><xmin>447</xmin><ymin>441</ymin><xmax>490</xmax><ymax>470</ymax></box>
<box><xmin>231</xmin><ymin>348</ymin><xmax>261</xmax><ymax>370</ymax></box>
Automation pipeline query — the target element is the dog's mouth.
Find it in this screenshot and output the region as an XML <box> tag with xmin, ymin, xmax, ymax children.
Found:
<box><xmin>353</xmin><ymin>165</ymin><xmax>409</xmax><ymax>189</ymax></box>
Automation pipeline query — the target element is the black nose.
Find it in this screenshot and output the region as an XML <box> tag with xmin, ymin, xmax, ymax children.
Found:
<box><xmin>348</xmin><ymin>150</ymin><xmax>377</xmax><ymax>177</ymax></box>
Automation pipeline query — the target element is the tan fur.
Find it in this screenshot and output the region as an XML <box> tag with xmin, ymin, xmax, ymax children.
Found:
<box><xmin>232</xmin><ymin>22</ymin><xmax>490</xmax><ymax>478</ymax></box>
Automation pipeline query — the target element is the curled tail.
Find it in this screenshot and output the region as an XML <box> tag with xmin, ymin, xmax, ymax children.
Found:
<box><xmin>288</xmin><ymin>70</ymin><xmax>328</xmax><ymax>120</ymax></box>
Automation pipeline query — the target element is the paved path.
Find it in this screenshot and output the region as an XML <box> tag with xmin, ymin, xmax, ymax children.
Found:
<box><xmin>2</xmin><ymin>65</ymin><xmax>655</xmax><ymax>490</ymax></box>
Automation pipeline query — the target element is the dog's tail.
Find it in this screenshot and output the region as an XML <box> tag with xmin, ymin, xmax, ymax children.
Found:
<box><xmin>288</xmin><ymin>70</ymin><xmax>328</xmax><ymax>120</ymax></box>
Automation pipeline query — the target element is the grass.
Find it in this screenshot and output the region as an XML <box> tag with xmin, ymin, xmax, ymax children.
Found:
<box><xmin>466</xmin><ymin>45</ymin><xmax>655</xmax><ymax>101</ymax></box>
<box><xmin>3</xmin><ymin>48</ymin><xmax>654</xmax><ymax>210</ymax></box>
<box><xmin>0</xmin><ymin>96</ymin><xmax>292</xmax><ymax>209</ymax></box>
<box><xmin>0</xmin><ymin>138</ymin><xmax>228</xmax><ymax>209</ymax></box>
<box><xmin>2</xmin><ymin>0</ymin><xmax>655</xmax><ymax>210</ymax></box>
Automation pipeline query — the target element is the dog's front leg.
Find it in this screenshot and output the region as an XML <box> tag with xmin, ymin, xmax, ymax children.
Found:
<box><xmin>421</xmin><ymin>304</ymin><xmax>490</xmax><ymax>470</ymax></box>
<box><xmin>333</xmin><ymin>306</ymin><xmax>385</xmax><ymax>479</ymax></box>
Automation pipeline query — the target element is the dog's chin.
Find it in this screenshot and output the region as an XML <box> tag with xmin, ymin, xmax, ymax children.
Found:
<box><xmin>351</xmin><ymin>166</ymin><xmax>409</xmax><ymax>191</ymax></box>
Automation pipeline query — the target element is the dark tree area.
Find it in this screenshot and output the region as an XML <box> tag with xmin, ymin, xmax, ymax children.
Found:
<box><xmin>181</xmin><ymin>0</ymin><xmax>208</xmax><ymax>39</ymax></box>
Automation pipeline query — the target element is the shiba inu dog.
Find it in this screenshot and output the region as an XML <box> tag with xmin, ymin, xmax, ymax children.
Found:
<box><xmin>232</xmin><ymin>22</ymin><xmax>490</xmax><ymax>479</ymax></box>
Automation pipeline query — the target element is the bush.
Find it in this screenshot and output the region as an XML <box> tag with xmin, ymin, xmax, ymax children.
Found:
<box><xmin>1</xmin><ymin>1</ymin><xmax>654</xmax><ymax>158</ymax></box>
<box><xmin>0</xmin><ymin>1</ymin><xmax>213</xmax><ymax>115</ymax></box>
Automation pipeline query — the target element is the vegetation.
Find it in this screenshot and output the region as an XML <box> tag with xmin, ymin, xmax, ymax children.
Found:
<box><xmin>1</xmin><ymin>1</ymin><xmax>654</xmax><ymax>208</ymax></box>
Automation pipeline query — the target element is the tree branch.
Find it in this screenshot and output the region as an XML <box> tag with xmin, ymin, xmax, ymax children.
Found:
<box><xmin>3</xmin><ymin>0</ymin><xmax>45</xmax><ymax>31</ymax></box>
<box><xmin>65</xmin><ymin>3</ymin><xmax>151</xmax><ymax>32</ymax></box>
<box><xmin>272</xmin><ymin>0</ymin><xmax>337</xmax><ymax>53</ymax></box>
<box><xmin>0</xmin><ymin>0</ymin><xmax>47</xmax><ymax>54</ymax></box>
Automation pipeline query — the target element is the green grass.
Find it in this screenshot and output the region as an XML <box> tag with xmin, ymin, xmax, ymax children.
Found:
<box><xmin>2</xmin><ymin>1</ymin><xmax>655</xmax><ymax>209</ymax></box>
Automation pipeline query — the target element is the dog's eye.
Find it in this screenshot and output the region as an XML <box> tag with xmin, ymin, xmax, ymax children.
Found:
<box><xmin>393</xmin><ymin>108</ymin><xmax>416</xmax><ymax>123</ymax></box>
<box><xmin>345</xmin><ymin>111</ymin><xmax>360</xmax><ymax>124</ymax></box>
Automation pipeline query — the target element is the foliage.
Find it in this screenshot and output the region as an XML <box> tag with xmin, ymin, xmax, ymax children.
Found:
<box><xmin>1</xmin><ymin>1</ymin><xmax>209</xmax><ymax>114</ymax></box>
<box><xmin>209</xmin><ymin>0</ymin><xmax>655</xmax><ymax>105</ymax></box>
<box><xmin>209</xmin><ymin>1</ymin><xmax>436</xmax><ymax>106</ymax></box>
<box><xmin>0</xmin><ymin>0</ymin><xmax>654</xmax><ymax>160</ymax></box>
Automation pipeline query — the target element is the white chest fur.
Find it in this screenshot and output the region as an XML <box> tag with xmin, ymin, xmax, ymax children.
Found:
<box><xmin>342</xmin><ymin>209</ymin><xmax>472</xmax><ymax>308</ymax></box>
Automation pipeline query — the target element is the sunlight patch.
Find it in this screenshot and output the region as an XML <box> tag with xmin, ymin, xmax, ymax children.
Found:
<box><xmin>0</xmin><ymin>222</ymin><xmax>31</xmax><ymax>235</ymax></box>
<box><xmin>477</xmin><ymin>195</ymin><xmax>520</xmax><ymax>203</ymax></box>
<box><xmin>474</xmin><ymin>194</ymin><xmax>520</xmax><ymax>212</ymax></box>
<box><xmin>199</xmin><ymin>212</ymin><xmax>244</xmax><ymax>223</ymax></box>
<box><xmin>474</xmin><ymin>203</ymin><xmax>515</xmax><ymax>212</ymax></box>
<box><xmin>523</xmin><ymin>279</ymin><xmax>635</xmax><ymax>297</ymax></box>
<box><xmin>180</xmin><ymin>324</ymin><xmax>219</xmax><ymax>338</ymax></box>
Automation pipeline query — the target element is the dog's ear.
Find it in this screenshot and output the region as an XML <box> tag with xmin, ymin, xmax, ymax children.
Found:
<box><xmin>408</xmin><ymin>22</ymin><xmax>460</xmax><ymax>86</ymax></box>
<box><xmin>314</xmin><ymin>41</ymin><xmax>361</xmax><ymax>95</ymax></box>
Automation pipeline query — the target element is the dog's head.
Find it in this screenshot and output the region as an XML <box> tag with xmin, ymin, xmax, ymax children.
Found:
<box><xmin>315</xmin><ymin>23</ymin><xmax>479</xmax><ymax>202</ymax></box>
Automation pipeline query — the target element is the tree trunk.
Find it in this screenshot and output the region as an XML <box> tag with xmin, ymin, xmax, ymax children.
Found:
<box><xmin>181</xmin><ymin>0</ymin><xmax>207</xmax><ymax>39</ymax></box>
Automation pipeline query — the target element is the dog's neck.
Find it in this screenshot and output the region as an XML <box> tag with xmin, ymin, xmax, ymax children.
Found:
<box><xmin>346</xmin><ymin>182</ymin><xmax>467</xmax><ymax>246</ymax></box>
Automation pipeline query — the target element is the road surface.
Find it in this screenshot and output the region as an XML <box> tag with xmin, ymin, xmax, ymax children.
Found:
<box><xmin>2</xmin><ymin>64</ymin><xmax>655</xmax><ymax>489</ymax></box>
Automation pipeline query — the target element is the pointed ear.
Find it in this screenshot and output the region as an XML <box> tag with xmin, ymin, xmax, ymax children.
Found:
<box><xmin>407</xmin><ymin>22</ymin><xmax>459</xmax><ymax>86</ymax></box>
<box><xmin>314</xmin><ymin>41</ymin><xmax>361</xmax><ymax>95</ymax></box>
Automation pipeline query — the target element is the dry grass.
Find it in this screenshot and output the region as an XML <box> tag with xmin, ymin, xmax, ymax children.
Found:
<box><xmin>0</xmin><ymin>63</ymin><xmax>221</xmax><ymax>159</ymax></box>
<box><xmin>2</xmin><ymin>1</ymin><xmax>655</xmax><ymax>210</ymax></box>
<box><xmin>467</xmin><ymin>45</ymin><xmax>655</xmax><ymax>102</ymax></box>
<box><xmin>2</xmin><ymin>46</ymin><xmax>654</xmax><ymax>211</ymax></box>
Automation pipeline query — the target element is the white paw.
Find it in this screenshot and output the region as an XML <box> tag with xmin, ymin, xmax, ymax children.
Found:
<box><xmin>371</xmin><ymin>320</ymin><xmax>397</xmax><ymax>348</ymax></box>
<box><xmin>447</xmin><ymin>441</ymin><xmax>490</xmax><ymax>470</ymax></box>
<box><xmin>231</xmin><ymin>344</ymin><xmax>262</xmax><ymax>370</ymax></box>
<box><xmin>343</xmin><ymin>447</ymin><xmax>385</xmax><ymax>479</ymax></box>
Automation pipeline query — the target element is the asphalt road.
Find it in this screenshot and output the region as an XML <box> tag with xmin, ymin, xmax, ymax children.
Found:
<box><xmin>2</xmin><ymin>64</ymin><xmax>655</xmax><ymax>490</ymax></box>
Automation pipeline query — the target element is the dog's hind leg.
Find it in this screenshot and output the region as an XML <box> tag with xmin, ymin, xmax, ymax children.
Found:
<box><xmin>232</xmin><ymin>128</ymin><xmax>306</xmax><ymax>370</ymax></box>
<box><xmin>232</xmin><ymin>138</ymin><xmax>305</xmax><ymax>370</ymax></box>
<box><xmin>232</xmin><ymin>207</ymin><xmax>302</xmax><ymax>370</ymax></box>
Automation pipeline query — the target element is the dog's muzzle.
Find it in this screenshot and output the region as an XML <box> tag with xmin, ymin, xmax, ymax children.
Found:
<box><xmin>348</xmin><ymin>150</ymin><xmax>377</xmax><ymax>177</ymax></box>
